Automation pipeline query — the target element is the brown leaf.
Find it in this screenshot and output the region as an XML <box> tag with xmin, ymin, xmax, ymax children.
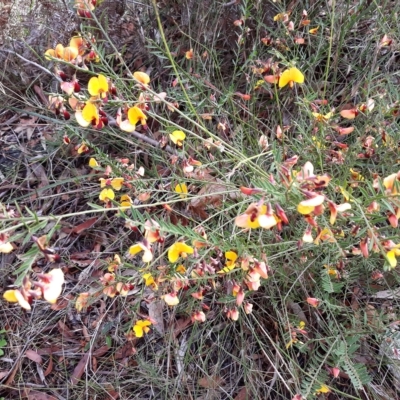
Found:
<box><xmin>173</xmin><ymin>317</ymin><xmax>192</xmax><ymax>339</ymax></box>
<box><xmin>44</xmin><ymin>356</ymin><xmax>53</xmax><ymax>377</ymax></box>
<box><xmin>0</xmin><ymin>370</ymin><xmax>10</xmax><ymax>380</ymax></box>
<box><xmin>234</xmin><ymin>387</ymin><xmax>249</xmax><ymax>400</ymax></box>
<box><xmin>70</xmin><ymin>352</ymin><xmax>89</xmax><ymax>385</ymax></box>
<box><xmin>198</xmin><ymin>375</ymin><xmax>224</xmax><ymax>389</ymax></box>
<box><xmin>58</xmin><ymin>320</ymin><xmax>74</xmax><ymax>338</ymax></box>
<box><xmin>70</xmin><ymin>217</ymin><xmax>98</xmax><ymax>234</ymax></box>
<box><xmin>23</xmin><ymin>389</ymin><xmax>57</xmax><ymax>400</ymax></box>
<box><xmin>92</xmin><ymin>345</ymin><xmax>110</xmax><ymax>357</ymax></box>
<box><xmin>115</xmin><ymin>343</ymin><xmax>136</xmax><ymax>360</ymax></box>
<box><xmin>25</xmin><ymin>349</ymin><xmax>42</xmax><ymax>364</ymax></box>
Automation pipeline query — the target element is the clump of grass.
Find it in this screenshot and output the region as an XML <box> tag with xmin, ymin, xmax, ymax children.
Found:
<box><xmin>1</xmin><ymin>0</ymin><xmax>400</xmax><ymax>399</ymax></box>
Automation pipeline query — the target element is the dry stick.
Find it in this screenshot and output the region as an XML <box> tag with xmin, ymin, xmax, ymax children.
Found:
<box><xmin>107</xmin><ymin>115</ymin><xmax>177</xmax><ymax>155</ymax></box>
<box><xmin>0</xmin><ymin>48</ymin><xmax>62</xmax><ymax>82</ymax></box>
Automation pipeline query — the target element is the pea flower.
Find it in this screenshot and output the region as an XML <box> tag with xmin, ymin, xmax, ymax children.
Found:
<box><xmin>0</xmin><ymin>233</ymin><xmax>13</xmax><ymax>253</ymax></box>
<box><xmin>88</xmin><ymin>74</ymin><xmax>109</xmax><ymax>98</ymax></box>
<box><xmin>163</xmin><ymin>292</ymin><xmax>180</xmax><ymax>306</ymax></box>
<box><xmin>168</xmin><ymin>242</ymin><xmax>194</xmax><ymax>263</ymax></box>
<box><xmin>279</xmin><ymin>67</ymin><xmax>304</xmax><ymax>88</ymax></box>
<box><xmin>35</xmin><ymin>268</ymin><xmax>65</xmax><ymax>304</ymax></box>
<box><xmin>133</xmin><ymin>319</ymin><xmax>152</xmax><ymax>338</ymax></box>
<box><xmin>133</xmin><ymin>71</ymin><xmax>150</xmax><ymax>85</ymax></box>
<box><xmin>235</xmin><ymin>202</ymin><xmax>277</xmax><ymax>230</ymax></box>
<box><xmin>118</xmin><ymin>106</ymin><xmax>147</xmax><ymax>132</ymax></box>
<box><xmin>218</xmin><ymin>251</ymin><xmax>238</xmax><ymax>274</ymax></box>
<box><xmin>129</xmin><ymin>242</ymin><xmax>153</xmax><ymax>262</ymax></box>
<box><xmin>169</xmin><ymin>130</ymin><xmax>186</xmax><ymax>146</ymax></box>
<box><xmin>174</xmin><ymin>183</ymin><xmax>188</xmax><ymax>199</ymax></box>
<box><xmin>44</xmin><ymin>43</ymin><xmax>78</xmax><ymax>62</ymax></box>
<box><xmin>297</xmin><ymin>193</ymin><xmax>325</xmax><ymax>215</ymax></box>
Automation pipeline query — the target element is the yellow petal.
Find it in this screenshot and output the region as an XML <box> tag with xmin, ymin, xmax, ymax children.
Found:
<box><xmin>110</xmin><ymin>178</ymin><xmax>124</xmax><ymax>191</ymax></box>
<box><xmin>387</xmin><ymin>250</ymin><xmax>397</xmax><ymax>268</ymax></box>
<box><xmin>129</xmin><ymin>244</ymin><xmax>143</xmax><ymax>256</ymax></box>
<box><xmin>279</xmin><ymin>67</ymin><xmax>304</xmax><ymax>88</ymax></box>
<box><xmin>99</xmin><ymin>188</ymin><xmax>115</xmax><ymax>202</ymax></box>
<box><xmin>169</xmin><ymin>130</ymin><xmax>186</xmax><ymax>144</ymax></box>
<box><xmin>133</xmin><ymin>325</ymin><xmax>144</xmax><ymax>337</ymax></box>
<box><xmin>75</xmin><ymin>111</ymin><xmax>91</xmax><ymax>127</ymax></box>
<box><xmin>3</xmin><ymin>289</ymin><xmax>18</xmax><ymax>303</ymax></box>
<box><xmin>133</xmin><ymin>71</ymin><xmax>150</xmax><ymax>85</ymax></box>
<box><xmin>89</xmin><ymin>158</ymin><xmax>99</xmax><ymax>168</ymax></box>
<box><xmin>44</xmin><ymin>49</ymin><xmax>56</xmax><ymax>60</ymax></box>
<box><xmin>82</xmin><ymin>102</ymin><xmax>98</xmax><ymax>123</ymax></box>
<box><xmin>174</xmin><ymin>183</ymin><xmax>188</xmax><ymax>199</ymax></box>
<box><xmin>88</xmin><ymin>75</ymin><xmax>108</xmax><ymax>96</ymax></box>
<box><xmin>297</xmin><ymin>204</ymin><xmax>315</xmax><ymax>215</ymax></box>
<box><xmin>128</xmin><ymin>106</ymin><xmax>147</xmax><ymax>126</ymax></box>
<box><xmin>62</xmin><ymin>46</ymin><xmax>78</xmax><ymax>62</ymax></box>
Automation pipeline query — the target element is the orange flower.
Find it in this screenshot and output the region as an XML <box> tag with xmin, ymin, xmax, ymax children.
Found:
<box><xmin>45</xmin><ymin>43</ymin><xmax>78</xmax><ymax>62</ymax></box>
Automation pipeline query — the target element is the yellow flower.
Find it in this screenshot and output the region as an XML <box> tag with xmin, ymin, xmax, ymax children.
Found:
<box><xmin>235</xmin><ymin>203</ymin><xmax>277</xmax><ymax>230</ymax></box>
<box><xmin>218</xmin><ymin>251</ymin><xmax>238</xmax><ymax>274</ymax></box>
<box><xmin>129</xmin><ymin>242</ymin><xmax>153</xmax><ymax>262</ymax></box>
<box><xmin>99</xmin><ymin>178</ymin><xmax>124</xmax><ymax>190</ymax></box>
<box><xmin>168</xmin><ymin>242</ymin><xmax>194</xmax><ymax>263</ymax></box>
<box><xmin>127</xmin><ymin>106</ymin><xmax>147</xmax><ymax>127</ymax></box>
<box><xmin>3</xmin><ymin>289</ymin><xmax>31</xmax><ymax>310</ymax></box>
<box><xmin>89</xmin><ymin>158</ymin><xmax>99</xmax><ymax>168</ymax></box>
<box><xmin>133</xmin><ymin>71</ymin><xmax>150</xmax><ymax>85</ymax></box>
<box><xmin>76</xmin><ymin>102</ymin><xmax>102</xmax><ymax>128</ymax></box>
<box><xmin>169</xmin><ymin>130</ymin><xmax>186</xmax><ymax>146</ymax></box>
<box><xmin>45</xmin><ymin>43</ymin><xmax>78</xmax><ymax>61</ymax></box>
<box><xmin>279</xmin><ymin>67</ymin><xmax>304</xmax><ymax>88</ymax></box>
<box><xmin>387</xmin><ymin>248</ymin><xmax>400</xmax><ymax>269</ymax></box>
<box><xmin>120</xmin><ymin>194</ymin><xmax>133</xmax><ymax>207</ymax></box>
<box><xmin>99</xmin><ymin>188</ymin><xmax>115</xmax><ymax>202</ymax></box>
<box><xmin>88</xmin><ymin>74</ymin><xmax>109</xmax><ymax>98</ymax></box>
<box><xmin>312</xmin><ymin>111</ymin><xmax>333</xmax><ymax>122</ymax></box>
<box><xmin>315</xmin><ymin>384</ymin><xmax>330</xmax><ymax>394</ymax></box>
<box><xmin>133</xmin><ymin>319</ymin><xmax>152</xmax><ymax>338</ymax></box>
<box><xmin>176</xmin><ymin>265</ymin><xmax>186</xmax><ymax>274</ymax></box>
<box><xmin>174</xmin><ymin>183</ymin><xmax>188</xmax><ymax>199</ymax></box>
<box><xmin>142</xmin><ymin>273</ymin><xmax>156</xmax><ymax>287</ymax></box>
<box><xmin>297</xmin><ymin>194</ymin><xmax>325</xmax><ymax>215</ymax></box>
<box><xmin>309</xmin><ymin>26</ymin><xmax>319</xmax><ymax>34</ymax></box>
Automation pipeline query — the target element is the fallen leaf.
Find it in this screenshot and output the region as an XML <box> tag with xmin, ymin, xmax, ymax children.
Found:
<box><xmin>25</xmin><ymin>349</ymin><xmax>42</xmax><ymax>364</ymax></box>
<box><xmin>70</xmin><ymin>352</ymin><xmax>89</xmax><ymax>385</ymax></box>
<box><xmin>69</xmin><ymin>217</ymin><xmax>98</xmax><ymax>234</ymax></box>
<box><xmin>44</xmin><ymin>356</ymin><xmax>53</xmax><ymax>377</ymax></box>
<box><xmin>173</xmin><ymin>317</ymin><xmax>192</xmax><ymax>338</ymax></box>
<box><xmin>23</xmin><ymin>389</ymin><xmax>57</xmax><ymax>400</ymax></box>
<box><xmin>92</xmin><ymin>345</ymin><xmax>110</xmax><ymax>357</ymax></box>
<box><xmin>234</xmin><ymin>387</ymin><xmax>249</xmax><ymax>400</ymax></box>
<box><xmin>198</xmin><ymin>375</ymin><xmax>224</xmax><ymax>389</ymax></box>
<box><xmin>148</xmin><ymin>300</ymin><xmax>165</xmax><ymax>335</ymax></box>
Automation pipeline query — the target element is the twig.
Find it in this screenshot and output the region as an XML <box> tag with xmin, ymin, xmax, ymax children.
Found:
<box><xmin>107</xmin><ymin>114</ymin><xmax>177</xmax><ymax>155</ymax></box>
<box><xmin>0</xmin><ymin>48</ymin><xmax>61</xmax><ymax>82</ymax></box>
